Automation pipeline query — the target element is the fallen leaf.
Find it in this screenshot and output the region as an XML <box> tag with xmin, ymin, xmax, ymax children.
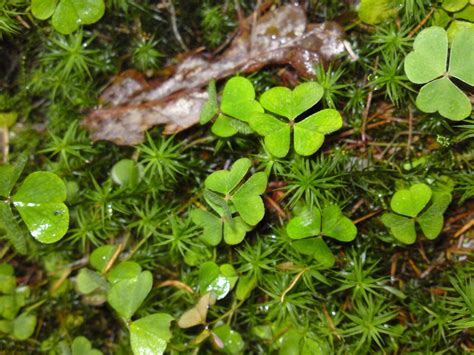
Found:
<box><xmin>82</xmin><ymin>5</ymin><xmax>346</xmax><ymax>145</ymax></box>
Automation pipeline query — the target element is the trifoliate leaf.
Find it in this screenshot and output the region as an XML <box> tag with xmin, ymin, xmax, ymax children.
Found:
<box><xmin>130</xmin><ymin>313</ymin><xmax>174</xmax><ymax>355</ymax></box>
<box><xmin>12</xmin><ymin>172</ymin><xmax>69</xmax><ymax>244</ymax></box>
<box><xmin>404</xmin><ymin>26</ymin><xmax>473</xmax><ymax>120</ymax></box>
<box><xmin>390</xmin><ymin>183</ymin><xmax>432</xmax><ymax>218</ymax></box>
<box><xmin>107</xmin><ymin>271</ymin><xmax>152</xmax><ymax>320</ymax></box>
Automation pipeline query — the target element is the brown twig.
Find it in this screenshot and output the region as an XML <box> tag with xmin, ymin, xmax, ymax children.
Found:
<box><xmin>1</xmin><ymin>127</ymin><xmax>8</xmax><ymax>163</ymax></box>
<box><xmin>361</xmin><ymin>56</ymin><xmax>379</xmax><ymax>146</ymax></box>
<box><xmin>454</xmin><ymin>219</ymin><xmax>474</xmax><ymax>238</ymax></box>
<box><xmin>406</xmin><ymin>105</ymin><xmax>413</xmax><ymax>159</ymax></box>
<box><xmin>408</xmin><ymin>8</ymin><xmax>435</xmax><ymax>38</ymax></box>
<box><xmin>158</xmin><ymin>280</ymin><xmax>194</xmax><ymax>293</ymax></box>
<box><xmin>280</xmin><ymin>268</ymin><xmax>308</xmax><ymax>303</ymax></box>
<box><xmin>166</xmin><ymin>0</ymin><xmax>188</xmax><ymax>51</ymax></box>
<box><xmin>353</xmin><ymin>209</ymin><xmax>382</xmax><ymax>225</ymax></box>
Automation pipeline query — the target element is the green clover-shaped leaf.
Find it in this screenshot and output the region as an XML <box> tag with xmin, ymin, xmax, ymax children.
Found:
<box><xmin>31</xmin><ymin>0</ymin><xmax>105</xmax><ymax>35</ymax></box>
<box><xmin>287</xmin><ymin>205</ymin><xmax>357</xmax><ymax>242</ymax></box>
<box><xmin>212</xmin><ymin>324</ymin><xmax>245</xmax><ymax>354</ymax></box>
<box><xmin>390</xmin><ymin>183</ymin><xmax>432</xmax><ymax>217</ymax></box>
<box><xmin>381</xmin><ymin>213</ymin><xmax>416</xmax><ymax>244</ymax></box>
<box><xmin>193</xmin><ymin>158</ymin><xmax>266</xmax><ymax>245</ymax></box>
<box><xmin>221</xmin><ymin>77</ymin><xmax>263</xmax><ymax>122</ymax></box>
<box><xmin>250</xmin><ymin>82</ymin><xmax>341</xmax><ymax>157</ymax></box>
<box><xmin>12</xmin><ymin>172</ymin><xmax>69</xmax><ymax>244</ymax></box>
<box><xmin>205</xmin><ymin>158</ymin><xmax>251</xmax><ymax>194</ymax></box>
<box><xmin>76</xmin><ymin>268</ymin><xmax>107</xmax><ymax>295</ymax></box>
<box><xmin>200</xmin><ymin>77</ymin><xmax>263</xmax><ymax>137</ymax></box>
<box><xmin>107</xmin><ymin>270</ymin><xmax>152</xmax><ymax>320</ymax></box>
<box><xmin>442</xmin><ymin>0</ymin><xmax>469</xmax><ymax>12</ymax></box>
<box><xmin>292</xmin><ymin>237</ymin><xmax>336</xmax><ymax>268</ymax></box>
<box><xmin>231</xmin><ymin>172</ymin><xmax>267</xmax><ymax>225</ymax></box>
<box><xmin>417</xmin><ymin>192</ymin><xmax>452</xmax><ymax>239</ymax></box>
<box><xmin>90</xmin><ymin>245</ymin><xmax>118</xmax><ymax>273</ymax></box>
<box><xmin>404</xmin><ymin>26</ymin><xmax>474</xmax><ymax>120</ymax></box>
<box><xmin>12</xmin><ymin>312</ymin><xmax>36</xmax><ymax>340</ymax></box>
<box><xmin>382</xmin><ymin>183</ymin><xmax>452</xmax><ymax>244</ymax></box>
<box><xmin>130</xmin><ymin>313</ymin><xmax>174</xmax><ymax>355</ymax></box>
<box><xmin>71</xmin><ymin>336</ymin><xmax>103</xmax><ymax>355</ymax></box>
<box><xmin>286</xmin><ymin>205</ymin><xmax>356</xmax><ymax>267</ymax></box>
<box><xmin>190</xmin><ymin>209</ymin><xmax>223</xmax><ymax>246</ymax></box>
<box><xmin>198</xmin><ymin>262</ymin><xmax>238</xmax><ymax>300</ymax></box>
<box><xmin>259</xmin><ymin>82</ymin><xmax>323</xmax><ymax>120</ymax></box>
<box><xmin>286</xmin><ymin>208</ymin><xmax>321</xmax><ymax>240</ymax></box>
<box><xmin>111</xmin><ymin>159</ymin><xmax>142</xmax><ymax>188</ymax></box>
<box><xmin>321</xmin><ymin>205</ymin><xmax>358</xmax><ymax>242</ymax></box>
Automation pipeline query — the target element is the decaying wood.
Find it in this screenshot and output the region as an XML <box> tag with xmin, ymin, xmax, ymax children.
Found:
<box><xmin>82</xmin><ymin>4</ymin><xmax>346</xmax><ymax>145</ymax></box>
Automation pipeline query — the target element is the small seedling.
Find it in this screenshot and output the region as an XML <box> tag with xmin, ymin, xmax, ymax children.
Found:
<box><xmin>111</xmin><ymin>159</ymin><xmax>143</xmax><ymax>188</ymax></box>
<box><xmin>200</xmin><ymin>77</ymin><xmax>263</xmax><ymax>137</ymax></box>
<box><xmin>0</xmin><ymin>156</ymin><xmax>69</xmax><ymax>247</ymax></box>
<box><xmin>191</xmin><ymin>158</ymin><xmax>267</xmax><ymax>245</ymax></box>
<box><xmin>75</xmin><ymin>246</ymin><xmax>174</xmax><ymax>355</ymax></box>
<box><xmin>381</xmin><ymin>183</ymin><xmax>452</xmax><ymax>244</ymax></box>
<box><xmin>31</xmin><ymin>0</ymin><xmax>105</xmax><ymax>35</ymax></box>
<box><xmin>404</xmin><ymin>26</ymin><xmax>474</xmax><ymax>120</ymax></box>
<box><xmin>250</xmin><ymin>82</ymin><xmax>342</xmax><ymax>157</ymax></box>
<box><xmin>286</xmin><ymin>204</ymin><xmax>357</xmax><ymax>267</ymax></box>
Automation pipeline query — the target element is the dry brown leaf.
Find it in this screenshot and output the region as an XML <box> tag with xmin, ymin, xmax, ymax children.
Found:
<box><xmin>82</xmin><ymin>4</ymin><xmax>346</xmax><ymax>145</ymax></box>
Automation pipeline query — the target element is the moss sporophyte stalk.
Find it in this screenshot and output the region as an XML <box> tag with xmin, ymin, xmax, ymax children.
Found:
<box><xmin>1</xmin><ymin>0</ymin><xmax>473</xmax><ymax>353</ymax></box>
